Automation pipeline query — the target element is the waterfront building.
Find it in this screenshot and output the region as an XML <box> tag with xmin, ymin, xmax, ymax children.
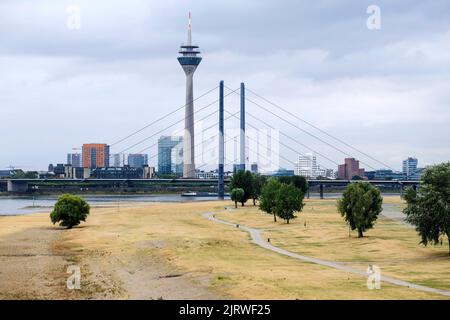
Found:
<box><xmin>128</xmin><ymin>154</ymin><xmax>148</xmax><ymax>168</ymax></box>
<box><xmin>67</xmin><ymin>153</ymin><xmax>81</xmax><ymax>167</ymax></box>
<box><xmin>338</xmin><ymin>158</ymin><xmax>365</xmax><ymax>180</ymax></box>
<box><xmin>402</xmin><ymin>157</ymin><xmax>418</xmax><ymax>179</ymax></box>
<box><xmin>111</xmin><ymin>153</ymin><xmax>123</xmax><ymax>167</ymax></box>
<box><xmin>143</xmin><ymin>165</ymin><xmax>156</xmax><ymax>179</ymax></box>
<box><xmin>82</xmin><ymin>143</ymin><xmax>110</xmax><ymax>169</ymax></box>
<box><xmin>409</xmin><ymin>167</ymin><xmax>426</xmax><ymax>180</ymax></box>
<box><xmin>92</xmin><ymin>166</ymin><xmax>143</xmax><ymax>179</ymax></box>
<box><xmin>263</xmin><ymin>168</ymin><xmax>295</xmax><ymax>177</ymax></box>
<box><xmin>295</xmin><ymin>153</ymin><xmax>327</xmax><ymax>179</ymax></box>
<box><xmin>53</xmin><ymin>163</ymin><xmax>65</xmax><ymax>176</ymax></box>
<box><xmin>158</xmin><ymin>136</ymin><xmax>183</xmax><ymax>176</ymax></box>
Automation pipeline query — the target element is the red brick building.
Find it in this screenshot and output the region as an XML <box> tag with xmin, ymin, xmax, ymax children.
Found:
<box><xmin>338</xmin><ymin>158</ymin><xmax>365</xmax><ymax>180</ymax></box>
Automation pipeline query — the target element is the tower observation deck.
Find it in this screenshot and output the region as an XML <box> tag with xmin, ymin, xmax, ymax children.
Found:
<box><xmin>178</xmin><ymin>12</ymin><xmax>202</xmax><ymax>178</ymax></box>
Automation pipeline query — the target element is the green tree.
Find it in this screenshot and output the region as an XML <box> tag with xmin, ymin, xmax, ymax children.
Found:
<box><xmin>259</xmin><ymin>178</ymin><xmax>282</xmax><ymax>222</ymax></box>
<box><xmin>290</xmin><ymin>175</ymin><xmax>309</xmax><ymax>194</ymax></box>
<box><xmin>337</xmin><ymin>182</ymin><xmax>383</xmax><ymax>238</ymax></box>
<box><xmin>230</xmin><ymin>188</ymin><xmax>245</xmax><ymax>208</ymax></box>
<box><xmin>273</xmin><ymin>183</ymin><xmax>305</xmax><ymax>224</ymax></box>
<box><xmin>403</xmin><ymin>162</ymin><xmax>450</xmax><ymax>254</ymax></box>
<box><xmin>250</xmin><ymin>174</ymin><xmax>266</xmax><ymax>206</ymax></box>
<box><xmin>277</xmin><ymin>175</ymin><xmax>308</xmax><ymax>194</ymax></box>
<box><xmin>50</xmin><ymin>194</ymin><xmax>90</xmax><ymax>229</ymax></box>
<box><xmin>11</xmin><ymin>170</ymin><xmax>38</xmax><ymax>179</ymax></box>
<box><xmin>230</xmin><ymin>170</ymin><xmax>253</xmax><ymax>206</ymax></box>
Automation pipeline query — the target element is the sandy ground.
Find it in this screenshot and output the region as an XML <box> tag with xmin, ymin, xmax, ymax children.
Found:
<box><xmin>0</xmin><ymin>203</ymin><xmax>221</xmax><ymax>300</ymax></box>
<box><xmin>0</xmin><ymin>198</ymin><xmax>448</xmax><ymax>300</ymax></box>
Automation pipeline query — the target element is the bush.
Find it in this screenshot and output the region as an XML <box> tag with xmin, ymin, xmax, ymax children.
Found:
<box><xmin>50</xmin><ymin>194</ymin><xmax>90</xmax><ymax>229</ymax></box>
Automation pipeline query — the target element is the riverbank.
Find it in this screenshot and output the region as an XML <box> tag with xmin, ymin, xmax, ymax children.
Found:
<box><xmin>0</xmin><ymin>194</ymin><xmax>225</xmax><ymax>216</ymax></box>
<box><xmin>0</xmin><ymin>198</ymin><xmax>448</xmax><ymax>299</ymax></box>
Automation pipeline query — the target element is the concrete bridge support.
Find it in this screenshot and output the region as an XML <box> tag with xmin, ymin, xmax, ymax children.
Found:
<box><xmin>7</xmin><ymin>180</ymin><xmax>29</xmax><ymax>193</ymax></box>
<box><xmin>319</xmin><ymin>184</ymin><xmax>324</xmax><ymax>199</ymax></box>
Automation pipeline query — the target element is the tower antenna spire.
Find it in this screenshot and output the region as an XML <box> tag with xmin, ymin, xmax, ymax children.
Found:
<box><xmin>187</xmin><ymin>11</ymin><xmax>192</xmax><ymax>46</ymax></box>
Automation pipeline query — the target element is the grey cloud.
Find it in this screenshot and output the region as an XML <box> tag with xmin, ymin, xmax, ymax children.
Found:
<box><xmin>0</xmin><ymin>0</ymin><xmax>449</xmax><ymax>171</ymax></box>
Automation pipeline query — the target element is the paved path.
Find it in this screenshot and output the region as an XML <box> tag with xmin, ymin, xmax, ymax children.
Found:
<box><xmin>381</xmin><ymin>204</ymin><xmax>412</xmax><ymax>227</ymax></box>
<box><xmin>203</xmin><ymin>212</ymin><xmax>450</xmax><ymax>298</ymax></box>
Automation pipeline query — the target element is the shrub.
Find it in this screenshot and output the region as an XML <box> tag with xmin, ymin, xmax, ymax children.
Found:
<box><xmin>50</xmin><ymin>194</ymin><xmax>90</xmax><ymax>229</ymax></box>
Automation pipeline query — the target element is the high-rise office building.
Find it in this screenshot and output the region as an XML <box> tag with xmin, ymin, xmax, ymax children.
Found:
<box><xmin>171</xmin><ymin>144</ymin><xmax>183</xmax><ymax>177</ymax></box>
<box><xmin>402</xmin><ymin>157</ymin><xmax>418</xmax><ymax>179</ymax></box>
<box><xmin>338</xmin><ymin>158</ymin><xmax>365</xmax><ymax>180</ymax></box>
<box><xmin>178</xmin><ymin>13</ymin><xmax>202</xmax><ymax>178</ymax></box>
<box><xmin>67</xmin><ymin>153</ymin><xmax>81</xmax><ymax>168</ymax></box>
<box><xmin>128</xmin><ymin>154</ymin><xmax>148</xmax><ymax>168</ymax></box>
<box><xmin>158</xmin><ymin>136</ymin><xmax>183</xmax><ymax>176</ymax></box>
<box><xmin>82</xmin><ymin>143</ymin><xmax>110</xmax><ymax>169</ymax></box>
<box><xmin>294</xmin><ymin>153</ymin><xmax>326</xmax><ymax>178</ymax></box>
<box><xmin>295</xmin><ymin>153</ymin><xmax>317</xmax><ymax>178</ymax></box>
<box><xmin>111</xmin><ymin>153</ymin><xmax>123</xmax><ymax>167</ymax></box>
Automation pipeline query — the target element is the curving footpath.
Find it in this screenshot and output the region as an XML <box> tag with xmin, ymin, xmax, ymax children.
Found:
<box><xmin>203</xmin><ymin>212</ymin><xmax>450</xmax><ymax>298</ymax></box>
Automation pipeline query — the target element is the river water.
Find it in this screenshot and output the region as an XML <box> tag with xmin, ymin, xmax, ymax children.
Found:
<box><xmin>0</xmin><ymin>194</ymin><xmax>221</xmax><ymax>216</ymax></box>
<box><xmin>0</xmin><ymin>193</ymin><xmax>401</xmax><ymax>216</ymax></box>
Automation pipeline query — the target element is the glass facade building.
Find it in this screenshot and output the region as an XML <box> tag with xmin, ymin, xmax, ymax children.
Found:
<box><xmin>158</xmin><ymin>136</ymin><xmax>183</xmax><ymax>176</ymax></box>
<box><xmin>128</xmin><ymin>154</ymin><xmax>148</xmax><ymax>168</ymax></box>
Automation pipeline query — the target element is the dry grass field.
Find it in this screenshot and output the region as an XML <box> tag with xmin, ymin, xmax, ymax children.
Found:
<box><xmin>0</xmin><ymin>197</ymin><xmax>448</xmax><ymax>299</ymax></box>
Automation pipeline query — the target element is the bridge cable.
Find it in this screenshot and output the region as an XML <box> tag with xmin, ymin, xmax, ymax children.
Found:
<box><xmin>225</xmin><ymin>85</ymin><xmax>378</xmax><ymax>171</ymax></box>
<box><xmin>110</xmin><ymin>85</ymin><xmax>218</xmax><ymax>147</ymax></box>
<box><xmin>113</xmin><ymin>87</ymin><xmax>239</xmax><ymax>156</ymax></box>
<box><xmin>224</xmin><ymin>110</ymin><xmax>331</xmax><ymax>171</ymax></box>
<box><xmin>246</xmin><ymin>87</ymin><xmax>394</xmax><ymax>171</ymax></box>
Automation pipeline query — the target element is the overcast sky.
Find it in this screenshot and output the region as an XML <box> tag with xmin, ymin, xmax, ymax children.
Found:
<box><xmin>1</xmin><ymin>0</ymin><xmax>449</xmax><ymax>172</ymax></box>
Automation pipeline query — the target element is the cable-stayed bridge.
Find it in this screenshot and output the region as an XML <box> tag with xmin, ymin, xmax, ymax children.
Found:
<box><xmin>4</xmin><ymin>81</ymin><xmax>419</xmax><ymax>197</ymax></box>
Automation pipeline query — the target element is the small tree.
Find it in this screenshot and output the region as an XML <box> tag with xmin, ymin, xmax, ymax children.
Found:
<box><xmin>231</xmin><ymin>188</ymin><xmax>245</xmax><ymax>208</ymax></box>
<box><xmin>337</xmin><ymin>182</ymin><xmax>383</xmax><ymax>238</ymax></box>
<box><xmin>259</xmin><ymin>178</ymin><xmax>282</xmax><ymax>222</ymax></box>
<box><xmin>230</xmin><ymin>170</ymin><xmax>253</xmax><ymax>206</ymax></box>
<box><xmin>273</xmin><ymin>183</ymin><xmax>304</xmax><ymax>224</ymax></box>
<box><xmin>50</xmin><ymin>194</ymin><xmax>90</xmax><ymax>229</ymax></box>
<box><xmin>403</xmin><ymin>162</ymin><xmax>450</xmax><ymax>254</ymax></box>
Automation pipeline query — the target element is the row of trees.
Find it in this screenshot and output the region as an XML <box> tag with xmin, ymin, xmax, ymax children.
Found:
<box><xmin>259</xmin><ymin>179</ymin><xmax>305</xmax><ymax>223</ymax></box>
<box><xmin>338</xmin><ymin>162</ymin><xmax>450</xmax><ymax>254</ymax></box>
<box><xmin>230</xmin><ymin>170</ymin><xmax>308</xmax><ymax>223</ymax></box>
<box><xmin>229</xmin><ymin>163</ymin><xmax>450</xmax><ymax>254</ymax></box>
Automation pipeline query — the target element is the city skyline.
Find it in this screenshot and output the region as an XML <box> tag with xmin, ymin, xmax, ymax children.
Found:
<box><xmin>1</xmin><ymin>1</ymin><xmax>450</xmax><ymax>171</ymax></box>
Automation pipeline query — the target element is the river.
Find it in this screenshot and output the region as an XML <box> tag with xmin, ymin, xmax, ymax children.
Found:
<box><xmin>0</xmin><ymin>192</ymin><xmax>402</xmax><ymax>216</ymax></box>
<box><xmin>0</xmin><ymin>194</ymin><xmax>221</xmax><ymax>216</ymax></box>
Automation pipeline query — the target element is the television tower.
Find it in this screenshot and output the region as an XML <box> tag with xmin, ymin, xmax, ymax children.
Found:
<box><xmin>178</xmin><ymin>12</ymin><xmax>202</xmax><ymax>178</ymax></box>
